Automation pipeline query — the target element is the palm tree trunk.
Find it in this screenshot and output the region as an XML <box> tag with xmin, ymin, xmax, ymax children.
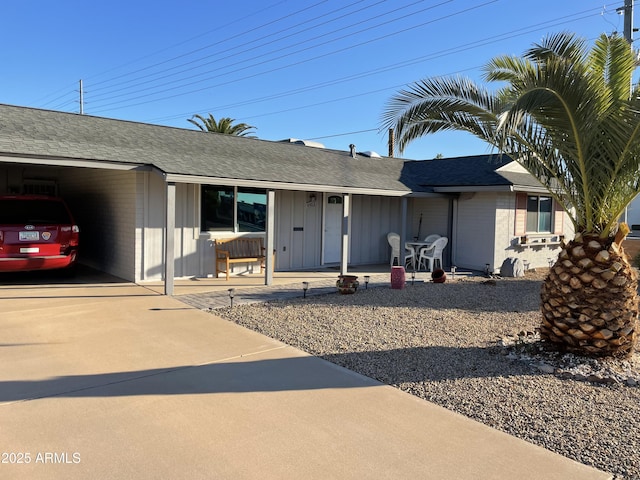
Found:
<box><xmin>540</xmin><ymin>233</ymin><xmax>638</xmax><ymax>357</ymax></box>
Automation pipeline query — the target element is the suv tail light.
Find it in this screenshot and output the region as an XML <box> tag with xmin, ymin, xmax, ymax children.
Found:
<box><xmin>70</xmin><ymin>225</ymin><xmax>80</xmax><ymax>247</ymax></box>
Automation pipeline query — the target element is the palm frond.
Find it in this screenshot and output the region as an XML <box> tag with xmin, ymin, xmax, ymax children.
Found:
<box><xmin>380</xmin><ymin>31</ymin><xmax>640</xmax><ymax>237</ymax></box>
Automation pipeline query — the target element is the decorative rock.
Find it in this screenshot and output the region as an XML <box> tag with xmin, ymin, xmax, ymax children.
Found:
<box><xmin>500</xmin><ymin>257</ymin><xmax>525</xmax><ymax>277</ymax></box>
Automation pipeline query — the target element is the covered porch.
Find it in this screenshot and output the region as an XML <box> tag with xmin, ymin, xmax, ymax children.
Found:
<box><xmin>143</xmin><ymin>263</ymin><xmax>393</xmax><ymax>299</ymax></box>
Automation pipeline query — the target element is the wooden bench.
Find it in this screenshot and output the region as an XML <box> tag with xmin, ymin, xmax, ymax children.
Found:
<box><xmin>215</xmin><ymin>237</ymin><xmax>272</xmax><ymax>281</ymax></box>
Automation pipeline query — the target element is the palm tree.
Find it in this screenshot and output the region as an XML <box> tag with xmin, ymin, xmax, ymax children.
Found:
<box><xmin>382</xmin><ymin>32</ymin><xmax>639</xmax><ymax>357</ymax></box>
<box><xmin>188</xmin><ymin>114</ymin><xmax>256</xmax><ymax>137</ymax></box>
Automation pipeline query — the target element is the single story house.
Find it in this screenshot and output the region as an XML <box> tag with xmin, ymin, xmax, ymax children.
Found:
<box><xmin>0</xmin><ymin>104</ymin><xmax>572</xmax><ymax>293</ymax></box>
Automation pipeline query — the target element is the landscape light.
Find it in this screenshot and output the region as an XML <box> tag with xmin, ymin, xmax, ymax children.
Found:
<box><xmin>228</xmin><ymin>288</ymin><xmax>235</xmax><ymax>308</ymax></box>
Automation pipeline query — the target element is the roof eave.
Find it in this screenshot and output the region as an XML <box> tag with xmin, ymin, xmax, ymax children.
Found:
<box><xmin>433</xmin><ymin>184</ymin><xmax>551</xmax><ymax>194</ymax></box>
<box><xmin>0</xmin><ymin>153</ymin><xmax>150</xmax><ymax>172</ymax></box>
<box><xmin>164</xmin><ymin>173</ymin><xmax>412</xmax><ymax>196</ymax></box>
<box><xmin>433</xmin><ymin>185</ymin><xmax>514</xmax><ymax>193</ymax></box>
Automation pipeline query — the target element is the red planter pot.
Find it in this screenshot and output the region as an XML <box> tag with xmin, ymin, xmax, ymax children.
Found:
<box><xmin>431</xmin><ymin>269</ymin><xmax>446</xmax><ymax>283</ymax></box>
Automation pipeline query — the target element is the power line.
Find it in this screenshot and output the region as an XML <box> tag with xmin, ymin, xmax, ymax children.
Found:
<box><xmin>146</xmin><ymin>7</ymin><xmax>602</xmax><ymax>124</ymax></box>
<box><xmin>307</xmin><ymin>128</ymin><xmax>378</xmax><ymax>140</ymax></box>
<box><xmin>223</xmin><ymin>10</ymin><xmax>608</xmax><ymax>144</ymax></box>
<box><xmin>85</xmin><ymin>0</ymin><xmax>294</xmax><ymax>85</ymax></box>
<box><xmin>88</xmin><ymin>0</ymin><xmax>376</xmax><ymax>97</ymax></box>
<box><xmin>88</xmin><ymin>0</ymin><xmax>449</xmax><ymax>107</ymax></box>
<box><xmin>30</xmin><ymin>1</ymin><xmax>612</xmax><ymax>128</ymax></box>
<box><xmin>90</xmin><ymin>0</ymin><xmax>493</xmax><ymax>113</ymax></box>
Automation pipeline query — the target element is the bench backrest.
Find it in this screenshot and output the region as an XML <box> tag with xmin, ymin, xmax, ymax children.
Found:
<box><xmin>215</xmin><ymin>237</ymin><xmax>264</xmax><ymax>258</ymax></box>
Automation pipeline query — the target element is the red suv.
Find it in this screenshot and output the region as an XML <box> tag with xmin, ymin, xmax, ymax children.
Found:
<box><xmin>0</xmin><ymin>195</ymin><xmax>80</xmax><ymax>273</ymax></box>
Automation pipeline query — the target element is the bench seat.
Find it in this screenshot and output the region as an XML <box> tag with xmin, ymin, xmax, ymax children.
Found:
<box><xmin>215</xmin><ymin>237</ymin><xmax>272</xmax><ymax>280</ymax></box>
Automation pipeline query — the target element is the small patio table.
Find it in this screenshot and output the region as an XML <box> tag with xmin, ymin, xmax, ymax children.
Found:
<box><xmin>404</xmin><ymin>241</ymin><xmax>434</xmax><ymax>270</ymax></box>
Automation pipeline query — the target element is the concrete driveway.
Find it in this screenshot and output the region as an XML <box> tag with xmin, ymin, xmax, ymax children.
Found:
<box><xmin>0</xmin><ymin>275</ymin><xmax>610</xmax><ymax>479</ymax></box>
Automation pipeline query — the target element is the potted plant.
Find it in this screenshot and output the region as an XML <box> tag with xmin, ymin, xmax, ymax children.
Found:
<box><xmin>336</xmin><ymin>275</ymin><xmax>359</xmax><ymax>294</ymax></box>
<box><xmin>431</xmin><ymin>269</ymin><xmax>446</xmax><ymax>283</ymax></box>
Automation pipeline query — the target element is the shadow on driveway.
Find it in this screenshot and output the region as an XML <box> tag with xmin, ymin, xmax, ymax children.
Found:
<box><xmin>1</xmin><ymin>345</ymin><xmax>539</xmax><ymax>404</ymax></box>
<box><xmin>0</xmin><ymin>355</ymin><xmax>379</xmax><ymax>403</ymax></box>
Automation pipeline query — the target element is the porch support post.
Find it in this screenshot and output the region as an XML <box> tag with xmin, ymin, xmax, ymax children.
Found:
<box><xmin>340</xmin><ymin>193</ymin><xmax>350</xmax><ymax>275</ymax></box>
<box><xmin>164</xmin><ymin>182</ymin><xmax>176</xmax><ymax>296</ymax></box>
<box><xmin>400</xmin><ymin>197</ymin><xmax>408</xmax><ymax>268</ymax></box>
<box><xmin>264</xmin><ymin>189</ymin><xmax>275</xmax><ymax>286</ymax></box>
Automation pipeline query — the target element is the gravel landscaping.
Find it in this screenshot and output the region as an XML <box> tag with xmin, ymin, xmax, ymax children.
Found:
<box><xmin>216</xmin><ymin>272</ymin><xmax>640</xmax><ymax>480</ymax></box>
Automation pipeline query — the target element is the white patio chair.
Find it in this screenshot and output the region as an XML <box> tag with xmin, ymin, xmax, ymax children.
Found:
<box><xmin>387</xmin><ymin>232</ymin><xmax>413</xmax><ymax>267</ymax></box>
<box><xmin>417</xmin><ymin>237</ymin><xmax>448</xmax><ymax>271</ymax></box>
<box><xmin>423</xmin><ymin>233</ymin><xmax>441</xmax><ymax>244</ymax></box>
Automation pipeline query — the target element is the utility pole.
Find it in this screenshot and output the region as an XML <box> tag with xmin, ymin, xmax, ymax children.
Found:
<box><xmin>624</xmin><ymin>0</ymin><xmax>634</xmax><ymax>44</ymax></box>
<box><xmin>79</xmin><ymin>79</ymin><xmax>84</xmax><ymax>115</ymax></box>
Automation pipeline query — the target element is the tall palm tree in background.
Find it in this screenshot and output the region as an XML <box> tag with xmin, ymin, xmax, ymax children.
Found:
<box><xmin>188</xmin><ymin>113</ymin><xmax>256</xmax><ymax>137</ymax></box>
<box><xmin>382</xmin><ymin>32</ymin><xmax>640</xmax><ymax>357</ymax></box>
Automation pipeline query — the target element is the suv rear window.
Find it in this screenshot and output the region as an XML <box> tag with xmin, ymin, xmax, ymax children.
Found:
<box><xmin>0</xmin><ymin>199</ymin><xmax>72</xmax><ymax>224</ymax></box>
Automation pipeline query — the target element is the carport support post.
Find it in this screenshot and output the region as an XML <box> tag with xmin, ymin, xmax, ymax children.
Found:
<box><xmin>264</xmin><ymin>189</ymin><xmax>275</xmax><ymax>286</ymax></box>
<box><xmin>340</xmin><ymin>193</ymin><xmax>350</xmax><ymax>276</ymax></box>
<box><xmin>164</xmin><ymin>182</ymin><xmax>176</xmax><ymax>296</ymax></box>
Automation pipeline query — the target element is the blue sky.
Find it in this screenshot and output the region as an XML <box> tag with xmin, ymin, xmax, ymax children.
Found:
<box><xmin>0</xmin><ymin>1</ymin><xmax>632</xmax><ymax>160</ymax></box>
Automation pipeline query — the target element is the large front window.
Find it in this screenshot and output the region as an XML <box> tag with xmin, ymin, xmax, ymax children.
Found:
<box><xmin>526</xmin><ymin>195</ymin><xmax>552</xmax><ymax>233</ymax></box>
<box><xmin>201</xmin><ymin>186</ymin><xmax>266</xmax><ymax>232</ymax></box>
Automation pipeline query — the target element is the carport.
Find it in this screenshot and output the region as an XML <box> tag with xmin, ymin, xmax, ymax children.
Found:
<box><xmin>0</xmin><ymin>158</ymin><xmax>149</xmax><ymax>281</ymax></box>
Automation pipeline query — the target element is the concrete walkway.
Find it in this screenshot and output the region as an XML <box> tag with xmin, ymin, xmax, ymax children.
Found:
<box><xmin>0</xmin><ymin>273</ymin><xmax>611</xmax><ymax>479</ymax></box>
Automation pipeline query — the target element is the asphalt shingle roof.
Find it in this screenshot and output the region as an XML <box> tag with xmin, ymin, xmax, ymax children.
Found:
<box><xmin>0</xmin><ymin>104</ymin><xmax>411</xmax><ymax>193</ymax></box>
<box><xmin>0</xmin><ymin>104</ymin><xmax>543</xmax><ymax>194</ymax></box>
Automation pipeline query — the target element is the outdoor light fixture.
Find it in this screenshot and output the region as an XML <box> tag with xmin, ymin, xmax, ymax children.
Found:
<box><xmin>228</xmin><ymin>288</ymin><xmax>235</xmax><ymax>308</ymax></box>
<box><xmin>306</xmin><ymin>193</ymin><xmax>316</xmax><ymax>207</ymax></box>
<box><xmin>411</xmin><ymin>270</ymin><xmax>416</xmax><ymax>286</ymax></box>
<box><xmin>364</xmin><ymin>275</ymin><xmax>370</xmax><ymax>289</ymax></box>
<box><xmin>302</xmin><ymin>281</ymin><xmax>309</xmax><ymax>298</ymax></box>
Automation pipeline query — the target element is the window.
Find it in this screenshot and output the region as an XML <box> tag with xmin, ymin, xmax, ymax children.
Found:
<box><xmin>526</xmin><ymin>195</ymin><xmax>552</xmax><ymax>233</ymax></box>
<box><xmin>237</xmin><ymin>189</ymin><xmax>266</xmax><ymax>232</ymax></box>
<box><xmin>201</xmin><ymin>186</ymin><xmax>266</xmax><ymax>232</ymax></box>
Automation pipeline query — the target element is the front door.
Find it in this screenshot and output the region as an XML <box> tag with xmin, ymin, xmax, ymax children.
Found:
<box><xmin>323</xmin><ymin>194</ymin><xmax>343</xmax><ymax>264</ymax></box>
